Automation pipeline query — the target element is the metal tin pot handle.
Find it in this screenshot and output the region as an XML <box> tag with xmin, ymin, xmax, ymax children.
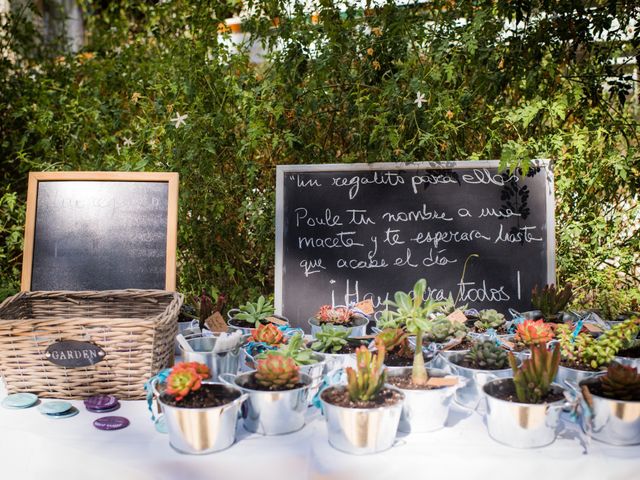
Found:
<box><xmin>219</xmin><ymin>372</ymin><xmax>237</xmax><ymax>387</ymax></box>
<box><xmin>227</xmin><ymin>308</ymin><xmax>241</xmax><ymax>321</ymax></box>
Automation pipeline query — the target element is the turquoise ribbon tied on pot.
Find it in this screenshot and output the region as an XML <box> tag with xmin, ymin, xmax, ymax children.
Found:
<box><xmin>144</xmin><ymin>368</ymin><xmax>171</xmax><ymax>433</ymax></box>
<box><xmin>312</xmin><ymin>368</ymin><xmax>347</xmax><ymax>413</ymax></box>
<box><xmin>507</xmin><ymin>308</ymin><xmax>525</xmax><ymax>334</ymax></box>
<box><xmin>562</xmin><ymin>381</ymin><xmax>593</xmax><ymax>454</ymax></box>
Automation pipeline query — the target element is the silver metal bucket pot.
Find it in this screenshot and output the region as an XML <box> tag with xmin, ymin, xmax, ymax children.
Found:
<box><xmin>614</xmin><ymin>355</ymin><xmax>640</xmax><ymax>371</ymax></box>
<box><xmin>309</xmin><ymin>316</ymin><xmax>368</xmax><ymax>338</ymax></box>
<box><xmin>483</xmin><ymin>378</ymin><xmax>565</xmax><ymax>448</ymax></box>
<box><xmin>444</xmin><ymin>352</ymin><xmax>513</xmax><ymax>410</ymax></box>
<box><xmin>580</xmin><ymin>376</ymin><xmax>640</xmax><ymax>446</ymax></box>
<box><xmin>386</xmin><ymin>367</ymin><xmax>463</xmax><ymax>433</ymax></box>
<box><xmin>555</xmin><ymin>364</ymin><xmax>601</xmax><ymax>387</ymax></box>
<box><xmin>299</xmin><ymin>353</ymin><xmax>326</xmax><ymax>400</ymax></box>
<box><xmin>180</xmin><ymin>336</ymin><xmax>244</xmax><ymax>382</ymax></box>
<box><xmin>320</xmin><ymin>385</ymin><xmax>404</xmax><ymax>455</ymax></box>
<box><xmin>220</xmin><ymin>371</ymin><xmax>311</xmax><ymax>435</ymax></box>
<box><xmin>158</xmin><ymin>382</ymin><xmax>248</xmax><ymax>454</ymax></box>
<box><xmin>226</xmin><ymin>310</ymin><xmax>289</xmax><ymax>335</ymax></box>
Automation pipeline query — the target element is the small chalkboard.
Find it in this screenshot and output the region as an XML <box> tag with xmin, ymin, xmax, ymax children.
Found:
<box><xmin>21</xmin><ymin>172</ymin><xmax>179</xmax><ymax>291</ymax></box>
<box><xmin>275</xmin><ymin>161</ymin><xmax>555</xmax><ymax>330</ymax></box>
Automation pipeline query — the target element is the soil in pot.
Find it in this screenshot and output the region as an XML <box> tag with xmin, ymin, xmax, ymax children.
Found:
<box><xmin>470</xmin><ymin>325</ymin><xmax>510</xmax><ymax>335</ymax></box>
<box><xmin>560</xmin><ymin>358</ymin><xmax>603</xmax><ymax>372</ymax></box>
<box><xmin>439</xmin><ymin>337</ymin><xmax>475</xmax><ymax>351</ymax></box>
<box><xmin>322</xmin><ymin>385</ymin><xmax>403</xmax><ymax>408</ymax></box>
<box><xmin>386</xmin><ymin>373</ymin><xmax>453</xmax><ymax>391</ymax></box>
<box><xmin>490</xmin><ymin>380</ymin><xmax>564</xmax><ymax>404</ymax></box>
<box><xmin>617</xmin><ymin>344</ymin><xmax>640</xmax><ymax>359</ymax></box>
<box><xmin>384</xmin><ymin>352</ymin><xmax>414</xmax><ymax>366</ymax></box>
<box><xmin>242</xmin><ymin>373</ymin><xmax>306</xmax><ymax>391</ymax></box>
<box><xmin>316</xmin><ymin>317</ymin><xmax>364</xmax><ymax>328</ymax></box>
<box><xmin>161</xmin><ymin>384</ymin><xmax>240</xmax><ymax>408</ymax></box>
<box><xmin>228</xmin><ymin>318</ymin><xmax>271</xmax><ymax>329</ymax></box>
<box><xmin>452</xmin><ymin>357</ymin><xmax>510</xmax><ymax>370</ymax></box>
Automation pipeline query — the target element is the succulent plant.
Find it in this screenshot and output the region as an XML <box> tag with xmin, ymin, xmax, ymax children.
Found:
<box><xmin>346</xmin><ymin>339</ymin><xmax>387</xmax><ymax>402</ymax></box>
<box><xmin>166</xmin><ymin>362</ymin><xmax>211</xmax><ymax>401</ymax></box>
<box><xmin>375</xmin><ymin>328</ymin><xmax>413</xmax><ymax>358</ymax></box>
<box><xmin>257</xmin><ymin>332</ymin><xmax>318</xmax><ymax>366</ymax></box>
<box><xmin>531</xmin><ymin>284</ymin><xmax>573</xmax><ymax>320</ymax></box>
<box><xmin>311</xmin><ymin>324</ymin><xmax>351</xmax><ymax>353</ymax></box>
<box><xmin>515</xmin><ymin>319</ymin><xmax>555</xmax><ymax>347</ymax></box>
<box><xmin>465</xmin><ymin>341</ymin><xmax>510</xmax><ymax>370</ymax></box>
<box><xmin>194</xmin><ymin>289</ymin><xmax>226</xmax><ymax>330</ymax></box>
<box><xmin>424</xmin><ymin>316</ymin><xmax>468</xmax><ymax>343</ymax></box>
<box><xmin>315</xmin><ymin>305</ymin><xmax>354</xmax><ymax>325</ymax></box>
<box><xmin>234</xmin><ymin>295</ymin><xmax>275</xmax><ymax>326</ymax></box>
<box><xmin>473</xmin><ymin>309</ymin><xmax>506</xmax><ymax>332</ymax></box>
<box><xmin>439</xmin><ymin>294</ymin><xmax>468</xmax><ymax>316</ymax></box>
<box><xmin>509</xmin><ymin>345</ymin><xmax>560</xmax><ymax>403</ymax></box>
<box><xmin>383</xmin><ymin>279</ymin><xmax>446</xmax><ymax>386</ymax></box>
<box><xmin>556</xmin><ymin>318</ymin><xmax>639</xmax><ymax>369</ymax></box>
<box><xmin>255</xmin><ymin>354</ymin><xmax>301</xmax><ymax>390</ymax></box>
<box><xmin>250</xmin><ymin>323</ymin><xmax>285</xmax><ymax>346</ymax></box>
<box><xmin>600</xmin><ymin>362</ymin><xmax>640</xmax><ymax>401</ymax></box>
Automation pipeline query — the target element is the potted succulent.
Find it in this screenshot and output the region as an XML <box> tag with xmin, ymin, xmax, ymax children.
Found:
<box><xmin>444</xmin><ymin>340</ymin><xmax>514</xmax><ymax>409</ymax></box>
<box><xmin>243</xmin><ymin>323</ymin><xmax>288</xmax><ymax>366</ymax></box>
<box><xmin>310</xmin><ymin>324</ymin><xmax>361</xmax><ymax>372</ymax></box>
<box><xmin>320</xmin><ymin>339</ymin><xmax>404</xmax><ymax>454</ymax></box>
<box><xmin>381</xmin><ymin>279</ymin><xmax>463</xmax><ymax>433</ymax></box>
<box><xmin>579</xmin><ymin>362</ymin><xmax>640</xmax><ymax>445</ymax></box>
<box><xmin>424</xmin><ymin>315</ymin><xmax>469</xmax><ymax>368</ymax></box>
<box><xmin>309</xmin><ymin>304</ymin><xmax>369</xmax><ymax>338</ymax></box>
<box><xmin>616</xmin><ymin>339</ymin><xmax>640</xmax><ymax>370</ymax></box>
<box><xmin>530</xmin><ymin>283</ymin><xmax>573</xmax><ymax>323</ymax></box>
<box><xmin>227</xmin><ymin>295</ymin><xmax>288</xmax><ymax>334</ymax></box>
<box><xmin>555</xmin><ymin>318</ymin><xmax>639</xmax><ymax>385</ymax></box>
<box><xmin>483</xmin><ymin>345</ymin><xmax>565</xmax><ymax>448</ymax></box>
<box><xmin>376</xmin><ymin>328</ymin><xmax>415</xmax><ymax>373</ymax></box>
<box><xmin>511</xmin><ymin>319</ymin><xmax>555</xmax><ymax>355</ymax></box>
<box><xmin>157</xmin><ymin>361</ymin><xmax>247</xmax><ymax>454</ymax></box>
<box><xmin>470</xmin><ymin>309</ymin><xmax>510</xmax><ymax>336</ymax></box>
<box><xmin>220</xmin><ymin>354</ymin><xmax>311</xmax><ymax>435</ymax></box>
<box><xmin>255</xmin><ymin>333</ymin><xmax>326</xmax><ymax>399</ymax></box>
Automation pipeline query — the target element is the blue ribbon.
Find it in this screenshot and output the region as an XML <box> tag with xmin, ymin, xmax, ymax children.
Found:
<box><xmin>144</xmin><ymin>368</ymin><xmax>171</xmax><ymax>432</ymax></box>
<box><xmin>571</xmin><ymin>320</ymin><xmax>584</xmax><ymax>342</ymax></box>
<box><xmin>507</xmin><ymin>308</ymin><xmax>525</xmax><ymax>333</ymax></box>
<box><xmin>562</xmin><ymin>381</ymin><xmax>592</xmax><ymax>454</ymax></box>
<box><xmin>311</xmin><ymin>368</ymin><xmax>346</xmax><ymax>412</ymax></box>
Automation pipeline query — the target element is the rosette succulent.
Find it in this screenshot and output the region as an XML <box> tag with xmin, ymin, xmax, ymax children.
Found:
<box><xmin>600</xmin><ymin>362</ymin><xmax>640</xmax><ymax>401</ymax></box>
<box><xmin>465</xmin><ymin>341</ymin><xmax>509</xmax><ymax>370</ymax></box>
<box><xmin>257</xmin><ymin>332</ymin><xmax>317</xmax><ymax>366</ymax></box>
<box><xmin>234</xmin><ymin>295</ymin><xmax>275</xmax><ymax>326</ymax></box>
<box><xmin>424</xmin><ymin>316</ymin><xmax>468</xmax><ymax>343</ymax></box>
<box><xmin>166</xmin><ymin>362</ymin><xmax>211</xmax><ymax>401</ymax></box>
<box><xmin>255</xmin><ymin>354</ymin><xmax>300</xmax><ymax>390</ymax></box>
<box><xmin>315</xmin><ymin>305</ymin><xmax>354</xmax><ymax>325</ymax></box>
<box><xmin>515</xmin><ymin>319</ymin><xmax>555</xmax><ymax>347</ymax></box>
<box><xmin>311</xmin><ymin>324</ymin><xmax>351</xmax><ymax>353</ymax></box>
<box><xmin>376</xmin><ymin>328</ymin><xmax>413</xmax><ymax>358</ymax></box>
<box><xmin>250</xmin><ymin>323</ymin><xmax>285</xmax><ymax>346</ymax></box>
<box><xmin>474</xmin><ymin>309</ymin><xmax>506</xmax><ymax>332</ymax></box>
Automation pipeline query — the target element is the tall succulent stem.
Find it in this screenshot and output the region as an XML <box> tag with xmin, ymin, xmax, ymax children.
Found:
<box><xmin>412</xmin><ymin>329</ymin><xmax>428</xmax><ymax>385</ymax></box>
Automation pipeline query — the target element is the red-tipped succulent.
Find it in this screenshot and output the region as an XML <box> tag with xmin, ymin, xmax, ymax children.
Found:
<box><xmin>166</xmin><ymin>361</ymin><xmax>211</xmax><ymax>401</ymax></box>
<box><xmin>255</xmin><ymin>353</ymin><xmax>300</xmax><ymax>390</ymax></box>
<box><xmin>250</xmin><ymin>323</ymin><xmax>285</xmax><ymax>346</ymax></box>
<box><xmin>515</xmin><ymin>319</ymin><xmax>555</xmax><ymax>347</ymax></box>
<box><xmin>315</xmin><ymin>305</ymin><xmax>354</xmax><ymax>325</ymax></box>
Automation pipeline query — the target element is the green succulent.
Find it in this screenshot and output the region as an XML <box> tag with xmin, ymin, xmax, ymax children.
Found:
<box><xmin>509</xmin><ymin>345</ymin><xmax>560</xmax><ymax>403</ymax></box>
<box><xmin>233</xmin><ymin>295</ymin><xmax>275</xmax><ymax>326</ymax></box>
<box><xmin>531</xmin><ymin>284</ymin><xmax>573</xmax><ymax>320</ymax></box>
<box><xmin>464</xmin><ymin>341</ymin><xmax>510</xmax><ymax>370</ymax></box>
<box><xmin>311</xmin><ymin>324</ymin><xmax>351</xmax><ymax>353</ymax></box>
<box><xmin>474</xmin><ymin>309</ymin><xmax>506</xmax><ymax>332</ymax></box>
<box><xmin>424</xmin><ymin>316</ymin><xmax>468</xmax><ymax>343</ymax></box>
<box><xmin>257</xmin><ymin>333</ymin><xmax>318</xmax><ymax>366</ymax></box>
<box><xmin>439</xmin><ymin>294</ymin><xmax>468</xmax><ymax>316</ymax></box>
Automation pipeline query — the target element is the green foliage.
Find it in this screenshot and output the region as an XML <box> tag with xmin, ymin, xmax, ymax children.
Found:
<box><xmin>465</xmin><ymin>341</ymin><xmax>510</xmax><ymax>370</ymax></box>
<box><xmin>509</xmin><ymin>345</ymin><xmax>560</xmax><ymax>404</ymax></box>
<box><xmin>556</xmin><ymin>318</ymin><xmax>640</xmax><ymax>369</ymax></box>
<box><xmin>424</xmin><ymin>316</ymin><xmax>468</xmax><ymax>343</ymax></box>
<box><xmin>439</xmin><ymin>294</ymin><xmax>467</xmax><ymax>316</ymax></box>
<box><xmin>0</xmin><ymin>1</ymin><xmax>638</xmax><ymax>309</ymax></box>
<box><xmin>258</xmin><ymin>332</ymin><xmax>318</xmax><ymax>366</ymax></box>
<box><xmin>474</xmin><ymin>309</ymin><xmax>506</xmax><ymax>332</ymax></box>
<box><xmin>311</xmin><ymin>324</ymin><xmax>351</xmax><ymax>354</ymax></box>
<box><xmin>233</xmin><ymin>295</ymin><xmax>275</xmax><ymax>326</ymax></box>
<box><xmin>531</xmin><ymin>284</ymin><xmax>573</xmax><ymax>319</ymax></box>
<box><xmin>346</xmin><ymin>340</ymin><xmax>386</xmax><ymax>402</ymax></box>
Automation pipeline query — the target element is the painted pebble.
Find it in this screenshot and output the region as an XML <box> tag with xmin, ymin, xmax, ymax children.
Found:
<box><xmin>44</xmin><ymin>406</ymin><xmax>79</xmax><ymax>419</ymax></box>
<box><xmin>38</xmin><ymin>401</ymin><xmax>73</xmax><ymax>415</ymax></box>
<box><xmin>93</xmin><ymin>416</ymin><xmax>130</xmax><ymax>431</ymax></box>
<box><xmin>84</xmin><ymin>395</ymin><xmax>118</xmax><ymax>411</ymax></box>
<box><xmin>2</xmin><ymin>393</ymin><xmax>38</xmax><ymax>409</ymax></box>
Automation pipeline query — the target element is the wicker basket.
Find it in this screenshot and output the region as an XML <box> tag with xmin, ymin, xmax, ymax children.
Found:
<box><xmin>0</xmin><ymin>289</ymin><xmax>182</xmax><ymax>399</ymax></box>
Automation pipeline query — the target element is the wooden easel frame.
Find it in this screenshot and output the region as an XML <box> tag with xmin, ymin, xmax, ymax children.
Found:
<box><xmin>21</xmin><ymin>171</ymin><xmax>179</xmax><ymax>291</ymax></box>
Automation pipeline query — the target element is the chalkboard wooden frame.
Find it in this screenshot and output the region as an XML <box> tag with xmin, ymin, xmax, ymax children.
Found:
<box><xmin>274</xmin><ymin>160</ymin><xmax>555</xmax><ymax>316</ymax></box>
<box><xmin>21</xmin><ymin>171</ymin><xmax>179</xmax><ymax>291</ymax></box>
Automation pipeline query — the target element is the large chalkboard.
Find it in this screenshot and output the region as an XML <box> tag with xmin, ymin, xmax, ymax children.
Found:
<box><xmin>275</xmin><ymin>161</ymin><xmax>555</xmax><ymax>330</ymax></box>
<box><xmin>21</xmin><ymin>172</ymin><xmax>179</xmax><ymax>291</ymax></box>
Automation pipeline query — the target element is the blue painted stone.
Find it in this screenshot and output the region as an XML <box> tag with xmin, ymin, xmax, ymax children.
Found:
<box><xmin>84</xmin><ymin>395</ymin><xmax>118</xmax><ymax>411</ymax></box>
<box><xmin>93</xmin><ymin>416</ymin><xmax>129</xmax><ymax>431</ymax></box>
<box><xmin>2</xmin><ymin>393</ymin><xmax>38</xmax><ymax>409</ymax></box>
<box><xmin>44</xmin><ymin>406</ymin><xmax>79</xmax><ymax>419</ymax></box>
<box><xmin>38</xmin><ymin>401</ymin><xmax>73</xmax><ymax>415</ymax></box>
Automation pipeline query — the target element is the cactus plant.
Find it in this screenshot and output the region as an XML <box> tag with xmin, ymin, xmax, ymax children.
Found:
<box><xmin>531</xmin><ymin>284</ymin><xmax>573</xmax><ymax>321</ymax></box>
<box><xmin>254</xmin><ymin>354</ymin><xmax>301</xmax><ymax>390</ymax></box>
<box><xmin>311</xmin><ymin>324</ymin><xmax>352</xmax><ymax>353</ymax></box>
<box><xmin>515</xmin><ymin>319</ymin><xmax>555</xmax><ymax>347</ymax></box>
<box><xmin>166</xmin><ymin>362</ymin><xmax>211</xmax><ymax>401</ymax></box>
<box><xmin>424</xmin><ymin>316</ymin><xmax>468</xmax><ymax>343</ymax></box>
<box><xmin>376</xmin><ymin>328</ymin><xmax>413</xmax><ymax>359</ymax></box>
<box><xmin>382</xmin><ymin>279</ymin><xmax>446</xmax><ymax>386</ymax></box>
<box><xmin>315</xmin><ymin>305</ymin><xmax>355</xmax><ymax>325</ymax></box>
<box><xmin>473</xmin><ymin>309</ymin><xmax>506</xmax><ymax>332</ymax></box>
<box><xmin>250</xmin><ymin>323</ymin><xmax>285</xmax><ymax>346</ymax></box>
<box><xmin>600</xmin><ymin>362</ymin><xmax>640</xmax><ymax>401</ymax></box>
<box><xmin>257</xmin><ymin>332</ymin><xmax>317</xmax><ymax>366</ymax></box>
<box><xmin>508</xmin><ymin>345</ymin><xmax>561</xmax><ymax>403</ymax></box>
<box><xmin>464</xmin><ymin>341</ymin><xmax>510</xmax><ymax>370</ymax></box>
<box><xmin>345</xmin><ymin>339</ymin><xmax>387</xmax><ymax>402</ymax></box>
<box><xmin>556</xmin><ymin>318</ymin><xmax>640</xmax><ymax>369</ymax></box>
<box><xmin>234</xmin><ymin>295</ymin><xmax>275</xmax><ymax>326</ymax></box>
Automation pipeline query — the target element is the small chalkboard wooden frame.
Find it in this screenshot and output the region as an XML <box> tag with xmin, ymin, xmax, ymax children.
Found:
<box><xmin>274</xmin><ymin>160</ymin><xmax>555</xmax><ymax>320</ymax></box>
<box><xmin>21</xmin><ymin>171</ymin><xmax>179</xmax><ymax>291</ymax></box>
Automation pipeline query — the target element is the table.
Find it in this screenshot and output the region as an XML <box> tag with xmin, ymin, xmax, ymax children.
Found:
<box><xmin>1</xmin><ymin>381</ymin><xmax>638</xmax><ymax>480</ymax></box>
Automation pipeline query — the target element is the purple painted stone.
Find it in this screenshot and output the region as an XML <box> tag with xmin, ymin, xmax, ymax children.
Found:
<box><xmin>86</xmin><ymin>402</ymin><xmax>121</xmax><ymax>414</ymax></box>
<box><xmin>93</xmin><ymin>416</ymin><xmax>129</xmax><ymax>431</ymax></box>
<box><xmin>84</xmin><ymin>395</ymin><xmax>118</xmax><ymax>411</ymax></box>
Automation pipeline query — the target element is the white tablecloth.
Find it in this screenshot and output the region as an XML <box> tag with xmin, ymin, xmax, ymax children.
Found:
<box><xmin>1</xmin><ymin>381</ymin><xmax>638</xmax><ymax>480</ymax></box>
